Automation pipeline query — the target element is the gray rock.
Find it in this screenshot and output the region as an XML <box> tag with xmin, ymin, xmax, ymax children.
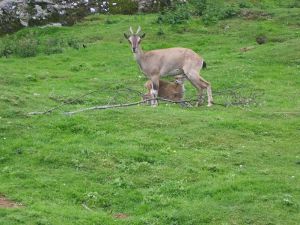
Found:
<box><xmin>137</xmin><ymin>0</ymin><xmax>153</xmax><ymax>12</ymax></box>
<box><xmin>0</xmin><ymin>0</ymin><xmax>98</xmax><ymax>34</ymax></box>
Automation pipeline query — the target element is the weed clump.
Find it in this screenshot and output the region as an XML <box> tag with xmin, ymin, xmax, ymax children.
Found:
<box><xmin>67</xmin><ymin>38</ymin><xmax>81</xmax><ymax>50</ymax></box>
<box><xmin>0</xmin><ymin>38</ymin><xmax>14</xmax><ymax>58</ymax></box>
<box><xmin>157</xmin><ymin>2</ymin><xmax>191</xmax><ymax>25</ymax></box>
<box><xmin>157</xmin><ymin>27</ymin><xmax>165</xmax><ymax>36</ymax></box>
<box><xmin>156</xmin><ymin>0</ymin><xmax>296</xmax><ymax>26</ymax></box>
<box><xmin>198</xmin><ymin>0</ymin><xmax>240</xmax><ymax>25</ymax></box>
<box><xmin>15</xmin><ymin>37</ymin><xmax>38</xmax><ymax>58</ymax></box>
<box><xmin>157</xmin><ymin>0</ymin><xmax>241</xmax><ymax>25</ymax></box>
<box><xmin>44</xmin><ymin>38</ymin><xmax>64</xmax><ymax>55</ymax></box>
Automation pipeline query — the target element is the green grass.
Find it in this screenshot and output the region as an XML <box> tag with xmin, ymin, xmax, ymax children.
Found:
<box><xmin>1</xmin><ymin>8</ymin><xmax>300</xmax><ymax>225</ymax></box>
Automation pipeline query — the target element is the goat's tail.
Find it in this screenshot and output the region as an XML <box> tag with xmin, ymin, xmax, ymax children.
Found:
<box><xmin>202</xmin><ymin>60</ymin><xmax>207</xmax><ymax>69</ymax></box>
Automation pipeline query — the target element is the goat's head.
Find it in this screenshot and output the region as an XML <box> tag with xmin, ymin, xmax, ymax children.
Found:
<box><xmin>124</xmin><ymin>26</ymin><xmax>146</xmax><ymax>53</ymax></box>
<box><xmin>174</xmin><ymin>76</ymin><xmax>185</xmax><ymax>85</ymax></box>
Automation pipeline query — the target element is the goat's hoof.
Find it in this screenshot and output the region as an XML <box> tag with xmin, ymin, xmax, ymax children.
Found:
<box><xmin>207</xmin><ymin>103</ymin><xmax>213</xmax><ymax>107</ymax></box>
<box><xmin>151</xmin><ymin>104</ymin><xmax>158</xmax><ymax>107</ymax></box>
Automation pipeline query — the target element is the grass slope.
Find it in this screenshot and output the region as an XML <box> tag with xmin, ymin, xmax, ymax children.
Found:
<box><xmin>0</xmin><ymin>8</ymin><xmax>300</xmax><ymax>225</ymax></box>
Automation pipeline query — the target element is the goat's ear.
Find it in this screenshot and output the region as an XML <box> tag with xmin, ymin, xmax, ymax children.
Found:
<box><xmin>140</xmin><ymin>33</ymin><xmax>146</xmax><ymax>39</ymax></box>
<box><xmin>124</xmin><ymin>33</ymin><xmax>129</xmax><ymax>39</ymax></box>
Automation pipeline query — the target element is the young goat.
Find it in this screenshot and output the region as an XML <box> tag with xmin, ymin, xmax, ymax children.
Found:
<box><xmin>143</xmin><ymin>76</ymin><xmax>185</xmax><ymax>104</ymax></box>
<box><xmin>124</xmin><ymin>26</ymin><xmax>213</xmax><ymax>107</ymax></box>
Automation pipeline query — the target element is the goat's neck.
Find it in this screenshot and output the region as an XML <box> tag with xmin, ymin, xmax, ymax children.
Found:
<box><xmin>134</xmin><ymin>45</ymin><xmax>145</xmax><ymax>70</ymax></box>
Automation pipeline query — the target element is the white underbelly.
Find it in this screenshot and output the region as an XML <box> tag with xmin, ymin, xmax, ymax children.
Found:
<box><xmin>161</xmin><ymin>68</ymin><xmax>184</xmax><ymax>77</ymax></box>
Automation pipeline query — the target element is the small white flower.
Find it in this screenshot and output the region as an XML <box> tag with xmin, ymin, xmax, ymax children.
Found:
<box><xmin>90</xmin><ymin>7</ymin><xmax>96</xmax><ymax>13</ymax></box>
<box><xmin>112</xmin><ymin>2</ymin><xmax>117</xmax><ymax>6</ymax></box>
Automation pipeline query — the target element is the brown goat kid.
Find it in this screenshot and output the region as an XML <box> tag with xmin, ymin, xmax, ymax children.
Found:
<box><xmin>143</xmin><ymin>76</ymin><xmax>185</xmax><ymax>104</ymax></box>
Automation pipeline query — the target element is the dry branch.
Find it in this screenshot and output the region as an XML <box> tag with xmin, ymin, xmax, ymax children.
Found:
<box><xmin>64</xmin><ymin>99</ymin><xmax>150</xmax><ymax>115</ymax></box>
<box><xmin>64</xmin><ymin>98</ymin><xmax>201</xmax><ymax>115</ymax></box>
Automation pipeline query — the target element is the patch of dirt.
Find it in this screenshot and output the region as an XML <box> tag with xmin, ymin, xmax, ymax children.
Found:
<box><xmin>114</xmin><ymin>213</ymin><xmax>129</xmax><ymax>219</ymax></box>
<box><xmin>0</xmin><ymin>196</ymin><xmax>22</xmax><ymax>208</ymax></box>
<box><xmin>240</xmin><ymin>46</ymin><xmax>255</xmax><ymax>52</ymax></box>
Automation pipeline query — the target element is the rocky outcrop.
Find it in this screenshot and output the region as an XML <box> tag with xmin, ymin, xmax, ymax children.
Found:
<box><xmin>0</xmin><ymin>0</ymin><xmax>171</xmax><ymax>35</ymax></box>
<box><xmin>0</xmin><ymin>0</ymin><xmax>108</xmax><ymax>34</ymax></box>
<box><xmin>136</xmin><ymin>0</ymin><xmax>171</xmax><ymax>13</ymax></box>
<box><xmin>136</xmin><ymin>0</ymin><xmax>152</xmax><ymax>12</ymax></box>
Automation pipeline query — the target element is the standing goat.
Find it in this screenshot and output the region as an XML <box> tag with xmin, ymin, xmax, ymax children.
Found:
<box><xmin>124</xmin><ymin>26</ymin><xmax>213</xmax><ymax>107</ymax></box>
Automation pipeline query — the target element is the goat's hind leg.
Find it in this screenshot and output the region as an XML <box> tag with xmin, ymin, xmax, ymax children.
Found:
<box><xmin>185</xmin><ymin>70</ymin><xmax>213</xmax><ymax>107</ymax></box>
<box><xmin>196</xmin><ymin>87</ymin><xmax>205</xmax><ymax>107</ymax></box>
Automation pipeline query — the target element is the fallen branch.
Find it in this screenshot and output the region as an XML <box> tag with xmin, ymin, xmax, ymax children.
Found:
<box><xmin>64</xmin><ymin>99</ymin><xmax>150</xmax><ymax>115</ymax></box>
<box><xmin>64</xmin><ymin>98</ymin><xmax>204</xmax><ymax>115</ymax></box>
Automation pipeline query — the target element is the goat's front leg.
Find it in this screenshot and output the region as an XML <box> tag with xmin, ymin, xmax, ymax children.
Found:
<box><xmin>150</xmin><ymin>75</ymin><xmax>159</xmax><ymax>107</ymax></box>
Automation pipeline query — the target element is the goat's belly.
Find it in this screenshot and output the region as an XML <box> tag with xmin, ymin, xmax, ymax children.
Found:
<box><xmin>161</xmin><ymin>69</ymin><xmax>184</xmax><ymax>77</ymax></box>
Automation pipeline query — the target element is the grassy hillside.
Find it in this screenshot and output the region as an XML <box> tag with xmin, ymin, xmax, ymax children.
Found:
<box><xmin>0</xmin><ymin>7</ymin><xmax>300</xmax><ymax>225</ymax></box>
